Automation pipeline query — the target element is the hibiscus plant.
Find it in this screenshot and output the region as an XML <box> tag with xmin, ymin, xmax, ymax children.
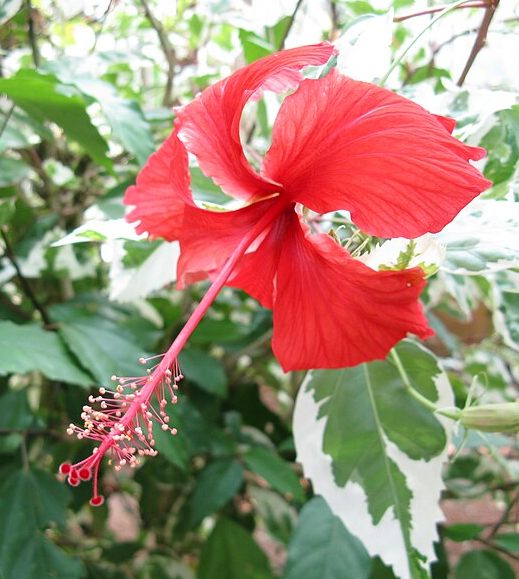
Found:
<box><xmin>0</xmin><ymin>2</ymin><xmax>518</xmax><ymax>579</ymax></box>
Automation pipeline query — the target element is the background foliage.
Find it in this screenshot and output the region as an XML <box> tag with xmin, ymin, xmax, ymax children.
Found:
<box><xmin>1</xmin><ymin>1</ymin><xmax>519</xmax><ymax>578</ymax></box>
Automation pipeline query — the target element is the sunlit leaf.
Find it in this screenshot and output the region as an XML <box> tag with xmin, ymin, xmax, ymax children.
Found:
<box><xmin>0</xmin><ymin>70</ymin><xmax>111</xmax><ymax>170</ymax></box>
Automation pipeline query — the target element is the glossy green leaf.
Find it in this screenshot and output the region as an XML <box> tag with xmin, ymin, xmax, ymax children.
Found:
<box><xmin>0</xmin><ymin>69</ymin><xmax>111</xmax><ymax>169</ymax></box>
<box><xmin>178</xmin><ymin>348</ymin><xmax>227</xmax><ymax>397</ymax></box>
<box><xmin>58</xmin><ymin>317</ymin><xmax>148</xmax><ymax>384</ymax></box>
<box><xmin>198</xmin><ymin>518</ymin><xmax>273</xmax><ymax>579</ymax></box>
<box><xmin>187</xmin><ymin>457</ymin><xmax>244</xmax><ymax>527</ymax></box>
<box><xmin>0</xmin><ymin>469</ymin><xmax>85</xmax><ymax>579</ymax></box>
<box><xmin>283</xmin><ymin>497</ymin><xmax>372</xmax><ymax>579</ymax></box>
<box><xmin>243</xmin><ymin>446</ymin><xmax>304</xmax><ymax>501</ymax></box>
<box><xmin>63</xmin><ymin>76</ymin><xmax>154</xmax><ymax>166</ymax></box>
<box><xmin>455</xmin><ymin>550</ymin><xmax>515</xmax><ymax>579</ymax></box>
<box><xmin>0</xmin><ymin>321</ymin><xmax>92</xmax><ymax>386</ymax></box>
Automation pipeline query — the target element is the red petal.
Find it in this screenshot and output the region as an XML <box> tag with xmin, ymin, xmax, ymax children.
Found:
<box><xmin>263</xmin><ymin>70</ymin><xmax>492</xmax><ymax>238</ymax></box>
<box><xmin>175</xmin><ymin>43</ymin><xmax>336</xmax><ymax>203</ymax></box>
<box><xmin>177</xmin><ymin>198</ymin><xmax>278</xmax><ymax>292</ymax></box>
<box><xmin>272</xmin><ymin>216</ymin><xmax>434</xmax><ymax>371</ymax></box>
<box><xmin>124</xmin><ymin>130</ymin><xmax>193</xmax><ymax>241</ymax></box>
<box><xmin>434</xmin><ymin>114</ymin><xmax>457</xmax><ymax>134</ymax></box>
<box><xmin>227</xmin><ymin>209</ymin><xmax>294</xmax><ymax>308</ymax></box>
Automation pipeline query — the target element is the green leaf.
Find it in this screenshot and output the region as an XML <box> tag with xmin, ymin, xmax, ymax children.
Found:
<box><xmin>443</xmin><ymin>524</ymin><xmax>484</xmax><ymax>542</ymax></box>
<box><xmin>0</xmin><ymin>321</ymin><xmax>92</xmax><ymax>386</ymax></box>
<box><xmin>0</xmin><ymin>70</ymin><xmax>111</xmax><ymax>170</ymax></box>
<box><xmin>493</xmin><ymin>274</ymin><xmax>519</xmax><ymax>351</ymax></box>
<box><xmin>283</xmin><ymin>497</ymin><xmax>372</xmax><ymax>579</ymax></box>
<box><xmin>239</xmin><ymin>29</ymin><xmax>275</xmax><ymax>64</ymax></box>
<box><xmin>58</xmin><ymin>317</ymin><xmax>148</xmax><ymax>384</ymax></box>
<box><xmin>0</xmin><ymin>390</ymin><xmax>37</xmax><ymax>429</ymax></box>
<box><xmin>68</xmin><ymin>77</ymin><xmax>154</xmax><ymax>166</ymax></box>
<box><xmin>294</xmin><ymin>340</ymin><xmax>452</xmax><ymax>579</ymax></box>
<box><xmin>0</xmin><ymin>469</ymin><xmax>85</xmax><ymax>579</ymax></box>
<box><xmin>243</xmin><ymin>446</ymin><xmax>304</xmax><ymax>501</ymax></box>
<box><xmin>0</xmin><ymin>157</ymin><xmax>30</xmax><ymax>186</ymax></box>
<box><xmin>178</xmin><ymin>348</ymin><xmax>228</xmax><ymax>397</ymax></box>
<box><xmin>0</xmin><ymin>196</ymin><xmax>16</xmax><ymax>225</ymax></box>
<box><xmin>189</xmin><ymin>166</ymin><xmax>231</xmax><ymax>205</ymax></box>
<box><xmin>198</xmin><ymin>518</ymin><xmax>273</xmax><ymax>579</ymax></box>
<box><xmin>0</xmin><ymin>0</ymin><xmax>22</xmax><ymax>25</ymax></box>
<box><xmin>187</xmin><ymin>458</ymin><xmax>244</xmax><ymax>527</ymax></box>
<box><xmin>455</xmin><ymin>550</ymin><xmax>515</xmax><ymax>579</ymax></box>
<box><xmin>493</xmin><ymin>533</ymin><xmax>519</xmax><ymax>554</ymax></box>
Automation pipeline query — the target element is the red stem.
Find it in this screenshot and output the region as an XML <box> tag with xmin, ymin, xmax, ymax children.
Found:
<box><xmin>93</xmin><ymin>197</ymin><xmax>287</xmax><ymax>460</ymax></box>
<box><xmin>394</xmin><ymin>1</ymin><xmax>489</xmax><ymax>22</ymax></box>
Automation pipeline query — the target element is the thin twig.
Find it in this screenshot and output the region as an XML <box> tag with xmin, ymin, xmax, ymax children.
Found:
<box><xmin>476</xmin><ymin>537</ymin><xmax>519</xmax><ymax>562</ymax></box>
<box><xmin>394</xmin><ymin>1</ymin><xmax>489</xmax><ymax>22</ymax></box>
<box><xmin>488</xmin><ymin>487</ymin><xmax>519</xmax><ymax>538</ymax></box>
<box><xmin>245</xmin><ymin>0</ymin><xmax>306</xmax><ymax>143</ymax></box>
<box><xmin>457</xmin><ymin>0</ymin><xmax>500</xmax><ymax>86</ymax></box>
<box><xmin>278</xmin><ymin>0</ymin><xmax>305</xmax><ymax>50</ymax></box>
<box><xmin>329</xmin><ymin>0</ymin><xmax>340</xmax><ymax>41</ymax></box>
<box><xmin>141</xmin><ymin>0</ymin><xmax>177</xmax><ymax>107</ymax></box>
<box><xmin>0</xmin><ymin>227</ymin><xmax>52</xmax><ymax>326</ymax></box>
<box><xmin>0</xmin><ymin>104</ymin><xmax>15</xmax><ymax>141</ymax></box>
<box><xmin>25</xmin><ymin>0</ymin><xmax>41</xmax><ymax>68</ymax></box>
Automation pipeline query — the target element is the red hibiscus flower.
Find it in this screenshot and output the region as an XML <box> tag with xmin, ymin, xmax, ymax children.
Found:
<box><xmin>124</xmin><ymin>41</ymin><xmax>490</xmax><ymax>371</ymax></box>
<box><xmin>62</xmin><ymin>42</ymin><xmax>491</xmax><ymax>505</ymax></box>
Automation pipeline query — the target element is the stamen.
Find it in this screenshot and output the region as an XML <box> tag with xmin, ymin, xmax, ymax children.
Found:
<box><xmin>61</xmin><ymin>357</ymin><xmax>182</xmax><ymax>506</ymax></box>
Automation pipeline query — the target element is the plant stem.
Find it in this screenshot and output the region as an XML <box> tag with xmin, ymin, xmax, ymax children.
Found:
<box><xmin>390</xmin><ymin>348</ymin><xmax>439</xmax><ymax>413</ymax></box>
<box><xmin>25</xmin><ymin>0</ymin><xmax>41</xmax><ymax>68</ymax></box>
<box><xmin>0</xmin><ymin>104</ymin><xmax>15</xmax><ymax>141</ymax></box>
<box><xmin>141</xmin><ymin>0</ymin><xmax>177</xmax><ymax>107</ymax></box>
<box><xmin>0</xmin><ymin>227</ymin><xmax>52</xmax><ymax>326</ymax></box>
<box><xmin>379</xmin><ymin>0</ymin><xmax>472</xmax><ymax>86</ymax></box>
<box><xmin>92</xmin><ymin>199</ymin><xmax>288</xmax><ymax>464</ymax></box>
<box><xmin>278</xmin><ymin>0</ymin><xmax>305</xmax><ymax>50</ymax></box>
<box><xmin>457</xmin><ymin>0</ymin><xmax>500</xmax><ymax>86</ymax></box>
<box><xmin>394</xmin><ymin>1</ymin><xmax>489</xmax><ymax>22</ymax></box>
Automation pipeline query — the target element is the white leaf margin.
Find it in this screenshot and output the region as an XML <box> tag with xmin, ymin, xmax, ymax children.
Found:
<box><xmin>293</xmin><ymin>344</ymin><xmax>454</xmax><ymax>579</ymax></box>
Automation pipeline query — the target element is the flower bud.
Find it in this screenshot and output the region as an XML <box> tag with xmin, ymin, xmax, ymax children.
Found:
<box><xmin>457</xmin><ymin>403</ymin><xmax>519</xmax><ymax>433</ymax></box>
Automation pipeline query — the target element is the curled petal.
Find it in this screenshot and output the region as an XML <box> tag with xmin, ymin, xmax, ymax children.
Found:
<box><xmin>272</xmin><ymin>216</ymin><xmax>434</xmax><ymax>371</ymax></box>
<box><xmin>262</xmin><ymin>69</ymin><xmax>492</xmax><ymax>238</ymax></box>
<box><xmin>176</xmin><ymin>42</ymin><xmax>336</xmax><ymax>203</ymax></box>
<box><xmin>177</xmin><ymin>198</ymin><xmax>278</xmax><ymax>291</ymax></box>
<box><xmin>124</xmin><ymin>130</ymin><xmax>193</xmax><ymax>240</ymax></box>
